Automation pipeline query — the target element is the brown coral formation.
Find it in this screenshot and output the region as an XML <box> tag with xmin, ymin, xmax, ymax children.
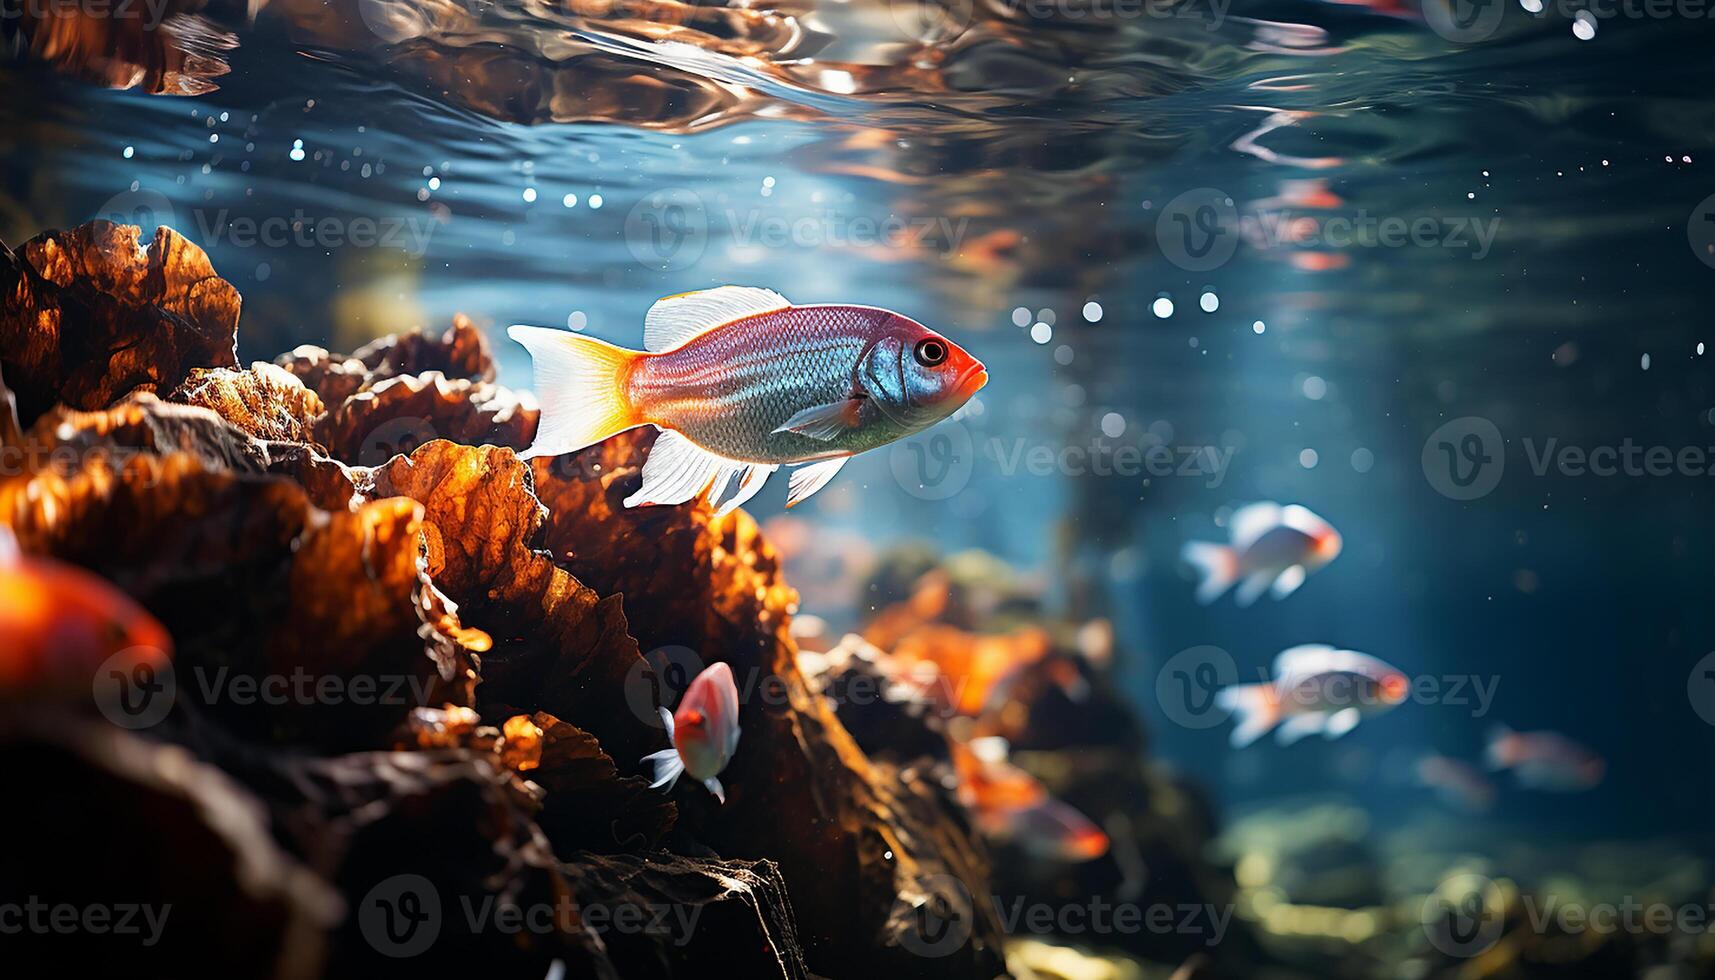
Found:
<box><xmin>0</xmin><ymin>220</ymin><xmax>1008</xmax><ymax>977</ymax></box>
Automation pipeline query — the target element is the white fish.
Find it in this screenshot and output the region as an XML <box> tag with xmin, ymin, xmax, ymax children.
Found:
<box><xmin>1216</xmin><ymin>645</ymin><xmax>1408</xmax><ymax>748</ymax></box>
<box><xmin>642</xmin><ymin>662</ymin><xmax>742</xmax><ymax>803</ymax></box>
<box><xmin>1182</xmin><ymin>502</ymin><xmax>1342</xmax><ymax>606</ymax></box>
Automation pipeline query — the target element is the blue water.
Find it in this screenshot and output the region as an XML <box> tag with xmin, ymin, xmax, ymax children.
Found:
<box><xmin>5</xmin><ymin>0</ymin><xmax>1714</xmax><ymax>855</ymax></box>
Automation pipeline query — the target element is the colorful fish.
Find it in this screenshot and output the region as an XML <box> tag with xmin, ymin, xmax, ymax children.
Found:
<box><xmin>511</xmin><ymin>286</ymin><xmax>987</xmax><ymax>513</ymax></box>
<box><xmin>1216</xmin><ymin>644</ymin><xmax>1408</xmax><ymax>747</ymax></box>
<box><xmin>643</xmin><ymin>661</ymin><xmax>742</xmax><ymax>803</ymax></box>
<box><xmin>1415</xmin><ymin>753</ymin><xmax>1496</xmax><ymax>812</ymax></box>
<box><xmin>1182</xmin><ymin>502</ymin><xmax>1342</xmax><ymax>606</ymax></box>
<box><xmin>1486</xmin><ymin>726</ymin><xmax>1604</xmax><ymax>791</ymax></box>
<box><xmin>955</xmin><ymin>737</ymin><xmax>1108</xmax><ymax>862</ymax></box>
<box><xmin>0</xmin><ymin>526</ymin><xmax>172</xmax><ymax>691</ymax></box>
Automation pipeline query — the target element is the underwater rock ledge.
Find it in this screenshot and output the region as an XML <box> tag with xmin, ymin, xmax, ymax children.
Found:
<box><xmin>0</xmin><ymin>220</ymin><xmax>1011</xmax><ymax>977</ymax></box>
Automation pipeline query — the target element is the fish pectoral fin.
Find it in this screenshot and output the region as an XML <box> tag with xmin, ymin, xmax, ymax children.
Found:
<box><xmin>643</xmin><ymin>286</ymin><xmax>789</xmax><ymax>352</ymax></box>
<box><xmin>1324</xmin><ymin>708</ymin><xmax>1361</xmax><ymax>739</ymax></box>
<box><xmin>625</xmin><ymin>430</ymin><xmax>761</xmax><ymax>511</ymax></box>
<box><xmin>785</xmin><ymin>456</ymin><xmax>849</xmax><ymax>508</ymax></box>
<box><xmin>703</xmin><ymin>776</ymin><xmax>726</xmax><ymax>804</ymax></box>
<box><xmin>1271</xmin><ymin>564</ymin><xmax>1307</xmax><ymax>599</ymax></box>
<box><xmin>772</xmin><ymin>398</ymin><xmax>865</xmax><ymax>441</ymax></box>
<box><xmin>1275</xmin><ymin>713</ymin><xmax>1327</xmax><ymax>746</ymax></box>
<box><xmin>713</xmin><ymin>463</ymin><xmax>778</xmax><ymax>516</ymax></box>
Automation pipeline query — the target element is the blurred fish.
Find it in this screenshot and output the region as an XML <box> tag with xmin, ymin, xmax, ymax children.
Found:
<box><xmin>1416</xmin><ymin>753</ymin><xmax>1496</xmax><ymax>812</ymax></box>
<box><xmin>1182</xmin><ymin>502</ymin><xmax>1342</xmax><ymax>605</ymax></box>
<box><xmin>955</xmin><ymin>737</ymin><xmax>1108</xmax><ymax>862</ymax></box>
<box><xmin>0</xmin><ymin>526</ymin><xmax>172</xmax><ymax>691</ymax></box>
<box><xmin>1486</xmin><ymin>725</ymin><xmax>1605</xmax><ymax>791</ymax></box>
<box><xmin>643</xmin><ymin>661</ymin><xmax>741</xmax><ymax>803</ymax></box>
<box><xmin>511</xmin><ymin>286</ymin><xmax>986</xmax><ymax>514</ymax></box>
<box><xmin>1216</xmin><ymin>645</ymin><xmax>1408</xmax><ymax>748</ymax></box>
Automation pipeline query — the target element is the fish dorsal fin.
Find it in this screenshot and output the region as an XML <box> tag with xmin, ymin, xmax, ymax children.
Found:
<box><xmin>1271</xmin><ymin>644</ymin><xmax>1340</xmax><ymax>687</ymax></box>
<box><xmin>644</xmin><ymin>286</ymin><xmax>789</xmax><ymax>352</ymax></box>
<box><xmin>1229</xmin><ymin>501</ymin><xmax>1283</xmax><ymax>551</ymax></box>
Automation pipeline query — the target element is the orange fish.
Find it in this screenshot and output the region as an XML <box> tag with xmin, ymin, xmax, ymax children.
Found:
<box><xmin>0</xmin><ymin>526</ymin><xmax>172</xmax><ymax>691</ymax></box>
<box><xmin>955</xmin><ymin>738</ymin><xmax>1108</xmax><ymax>862</ymax></box>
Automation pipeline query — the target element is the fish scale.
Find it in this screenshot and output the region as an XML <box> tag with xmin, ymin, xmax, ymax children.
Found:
<box><xmin>633</xmin><ymin>305</ymin><xmax>900</xmax><ymax>463</ymax></box>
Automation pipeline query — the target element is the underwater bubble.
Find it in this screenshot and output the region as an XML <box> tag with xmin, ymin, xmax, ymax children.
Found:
<box><xmin>1698</xmin><ymin>342</ymin><xmax>1706</xmax><ymax>355</ymax></box>
<box><xmin>1011</xmin><ymin>307</ymin><xmax>1031</xmax><ymax>327</ymax></box>
<box><xmin>1299</xmin><ymin>448</ymin><xmax>1319</xmax><ymax>468</ymax></box>
<box><xmin>1064</xmin><ymin>384</ymin><xmax>1086</xmax><ymax>407</ymax></box>
<box><xmin>122</xmin><ymin>146</ymin><xmax>134</xmax><ymax>159</ymax></box>
<box><xmin>1152</xmin><ymin>296</ymin><xmax>1174</xmax><ymax>318</ymax></box>
<box><xmin>255</xmin><ymin>263</ymin><xmax>271</xmax><ymax>283</ymax></box>
<box><xmin>502</xmin><ymin>229</ymin><xmax>516</xmax><ymax>246</ymax></box>
<box><xmin>522</xmin><ymin>187</ymin><xmax>537</xmax><ymax>203</ymax></box>
<box><xmin>1641</xmin><ymin>353</ymin><xmax>1651</xmax><ymax>370</ymax></box>
<box><xmin>1199</xmin><ymin>290</ymin><xmax>1219</xmax><ymax>313</ymax></box>
<box><xmin>589</xmin><ymin>194</ymin><xmax>605</xmax><ymax>209</ymax></box>
<box><xmin>1302</xmin><ymin>375</ymin><xmax>1327</xmax><ymax>400</ymax></box>
<box><xmin>1573</xmin><ymin>10</ymin><xmax>1596</xmax><ymax>39</ymax></box>
<box><xmin>428</xmin><ymin>177</ymin><xmax>441</xmax><ymax>191</ymax></box>
<box><xmin>1054</xmin><ymin>345</ymin><xmax>1074</xmax><ymax>365</ymax></box>
<box><xmin>1031</xmin><ymin>322</ymin><xmax>1052</xmax><ymax>344</ymax></box>
<box><xmin>1520</xmin><ymin>0</ymin><xmax>1543</xmax><ymax>10</ymax></box>
<box><xmin>289</xmin><ymin>145</ymin><xmax>305</xmax><ymax>162</ymax></box>
<box><xmin>1037</xmin><ymin>308</ymin><xmax>1056</xmax><ymax>326</ymax></box>
<box><xmin>567</xmin><ymin>311</ymin><xmax>588</xmax><ymax>331</ymax></box>
<box><xmin>1351</xmin><ymin>447</ymin><xmax>1374</xmax><ymax>473</ymax></box>
<box><xmin>1149</xmin><ymin>420</ymin><xmax>1175</xmax><ymax>443</ymax></box>
<box><xmin>1083</xmin><ymin>300</ymin><xmax>1103</xmax><ymax>322</ymax></box>
<box><xmin>1101</xmin><ymin>412</ymin><xmax>1126</xmax><ymax>438</ymax></box>
<box><xmin>562</xmin><ymin>193</ymin><xmax>578</xmax><ymax>208</ymax></box>
<box><xmin>1252</xmin><ymin>320</ymin><xmax>1266</xmax><ymax>334</ymax></box>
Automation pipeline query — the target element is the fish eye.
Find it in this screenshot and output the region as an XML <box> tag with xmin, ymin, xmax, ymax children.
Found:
<box><xmin>913</xmin><ymin>338</ymin><xmax>948</xmax><ymax>366</ymax></box>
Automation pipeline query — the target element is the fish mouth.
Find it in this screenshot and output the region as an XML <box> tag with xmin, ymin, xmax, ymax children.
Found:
<box><xmin>956</xmin><ymin>365</ymin><xmax>989</xmax><ymax>399</ymax></box>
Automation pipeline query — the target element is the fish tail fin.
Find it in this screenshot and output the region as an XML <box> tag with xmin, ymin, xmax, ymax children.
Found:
<box><xmin>643</xmin><ymin>747</ymin><xmax>684</xmax><ymax>792</ymax></box>
<box><xmin>1182</xmin><ymin>541</ymin><xmax>1239</xmax><ymax>604</ymax></box>
<box><xmin>1216</xmin><ymin>683</ymin><xmax>1281</xmax><ymax>748</ymax></box>
<box><xmin>509</xmin><ymin>325</ymin><xmax>643</xmax><ymax>459</ymax></box>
